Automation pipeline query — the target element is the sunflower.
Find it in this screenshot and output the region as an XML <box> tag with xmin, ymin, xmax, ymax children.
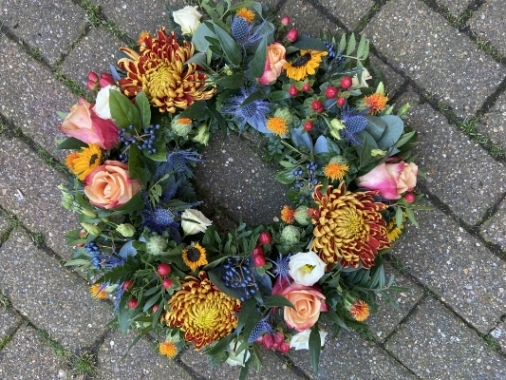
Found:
<box><xmin>283</xmin><ymin>50</ymin><xmax>328</xmax><ymax>81</ymax></box>
<box><xmin>310</xmin><ymin>182</ymin><xmax>391</xmax><ymax>269</ymax></box>
<box><xmin>182</xmin><ymin>242</ymin><xmax>208</xmax><ymax>271</ymax></box>
<box><xmin>386</xmin><ymin>214</ymin><xmax>406</xmax><ymax>243</ymax></box>
<box><xmin>65</xmin><ymin>144</ymin><xmax>102</xmax><ymax>180</ymax></box>
<box><xmin>164</xmin><ymin>272</ymin><xmax>241</xmax><ymax>350</ymax></box>
<box><xmin>117</xmin><ymin>28</ymin><xmax>216</xmax><ymax>113</ymax></box>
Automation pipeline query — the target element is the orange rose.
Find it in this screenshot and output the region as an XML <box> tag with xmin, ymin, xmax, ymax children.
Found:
<box><xmin>257</xmin><ymin>42</ymin><xmax>287</xmax><ymax>85</ymax></box>
<box><xmin>276</xmin><ymin>282</ymin><xmax>328</xmax><ymax>332</ymax></box>
<box><xmin>84</xmin><ymin>160</ymin><xmax>141</xmax><ymax>209</ymax></box>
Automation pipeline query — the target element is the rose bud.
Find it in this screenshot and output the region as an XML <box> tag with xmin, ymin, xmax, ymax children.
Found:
<box><xmin>286</xmin><ymin>29</ymin><xmax>298</xmax><ymax>43</ymax></box>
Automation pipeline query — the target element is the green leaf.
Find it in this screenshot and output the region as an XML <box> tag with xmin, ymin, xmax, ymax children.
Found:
<box><xmin>356</xmin><ymin>35</ymin><xmax>369</xmax><ymax>60</ymax></box>
<box><xmin>405</xmin><ymin>207</ymin><xmax>418</xmax><ymax>227</ymax></box>
<box><xmin>117</xmin><ymin>297</ymin><xmax>135</xmax><ymax>333</ymax></box>
<box><xmin>338</xmin><ymin>34</ymin><xmax>347</xmax><ymax>53</ymax></box>
<box><xmin>274</xmin><ymin>169</ymin><xmax>295</xmax><ymax>185</ymax></box>
<box><xmin>192</xmin><ymin>22</ymin><xmax>216</xmax><ymax>53</ymax></box>
<box><xmin>56</xmin><ymin>111</ymin><xmax>68</xmax><ymax>120</ymax></box>
<box><xmin>135</xmin><ymin>92</ymin><xmax>151</xmax><ymax>129</ymax></box>
<box><xmin>395</xmin><ymin>206</ymin><xmax>404</xmax><ymax>228</ymax></box>
<box><xmin>309</xmin><ymin>325</ymin><xmax>321</xmax><ymax>375</ymax></box>
<box><xmin>185</xmin><ymin>51</ymin><xmax>208</xmax><ymax>67</ymax></box>
<box><xmin>345</xmin><ymin>34</ymin><xmax>356</xmax><ymax>55</ymax></box>
<box><xmin>269</xmin><ymin>90</ymin><xmax>290</xmax><ymax>101</ymax></box>
<box><xmin>179</xmin><ymin>100</ymin><xmax>207</xmax><ymax>119</ymax></box>
<box><xmin>365</xmin><ymin>115</ymin><xmax>387</xmax><ymax>141</ymax></box>
<box><xmin>394</xmin><ymin>131</ymin><xmax>416</xmax><ymax>148</ymax></box>
<box><xmin>377</xmin><ymin>115</ymin><xmax>404</xmax><ymax>149</ymax></box>
<box><xmin>64</xmin><ymin>259</ymin><xmax>90</xmax><ymax>267</ymax></box>
<box><xmin>55</xmin><ymin>137</ymin><xmax>87</xmax><ymax>150</ymax></box>
<box><xmin>263</xmin><ymin>295</ymin><xmax>294</xmax><ymax>309</ymax></box>
<box><xmin>250</xmin><ymin>35</ymin><xmax>268</xmax><ymax>78</ymax></box>
<box><xmin>143</xmin><ymin>293</ymin><xmax>161</xmax><ymax>312</ymax></box>
<box><xmin>214</xmin><ymin>23</ymin><xmax>242</xmax><ymax>66</ymax></box>
<box><xmin>292</xmin><ymin>35</ymin><xmax>328</xmax><ymax>51</ymax></box>
<box><xmin>215</xmin><ymin>73</ymin><xmax>245</xmax><ymax>89</ymax></box>
<box><xmin>109</xmin><ymin>90</ymin><xmax>141</xmax><ymax>129</ymax></box>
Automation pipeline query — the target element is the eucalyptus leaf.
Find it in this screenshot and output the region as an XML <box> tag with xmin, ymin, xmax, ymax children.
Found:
<box><xmin>377</xmin><ymin>115</ymin><xmax>404</xmax><ymax>149</ymax></box>
<box><xmin>192</xmin><ymin>22</ymin><xmax>216</xmax><ymax>52</ymax></box>
<box><xmin>314</xmin><ymin>135</ymin><xmax>329</xmax><ymax>154</ymax></box>
<box><xmin>364</xmin><ymin>115</ymin><xmax>387</xmax><ymax>141</ymax></box>
<box><xmin>291</xmin><ymin>126</ymin><xmax>313</xmax><ymax>151</ymax></box>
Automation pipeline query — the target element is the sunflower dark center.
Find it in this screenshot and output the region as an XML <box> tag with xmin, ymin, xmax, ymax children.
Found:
<box><xmin>89</xmin><ymin>154</ymin><xmax>99</xmax><ymax>166</ymax></box>
<box><xmin>291</xmin><ymin>53</ymin><xmax>312</xmax><ymax>68</ymax></box>
<box><xmin>187</xmin><ymin>247</ymin><xmax>202</xmax><ymax>262</ymax></box>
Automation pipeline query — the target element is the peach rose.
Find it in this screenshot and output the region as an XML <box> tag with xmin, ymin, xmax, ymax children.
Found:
<box><xmin>275</xmin><ymin>282</ymin><xmax>328</xmax><ymax>332</ymax></box>
<box><xmin>84</xmin><ymin>160</ymin><xmax>141</xmax><ymax>209</ymax></box>
<box><xmin>60</xmin><ymin>98</ymin><xmax>119</xmax><ymax>149</ymax></box>
<box><xmin>257</xmin><ymin>43</ymin><xmax>287</xmax><ymax>85</ymax></box>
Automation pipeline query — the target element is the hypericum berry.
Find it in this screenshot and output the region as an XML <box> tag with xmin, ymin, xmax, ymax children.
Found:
<box><xmin>304</xmin><ymin>121</ymin><xmax>314</xmax><ymax>131</ymax></box>
<box><xmin>288</xmin><ymin>85</ymin><xmax>299</xmax><ymax>97</ymax></box>
<box><xmin>404</xmin><ymin>192</ymin><xmax>416</xmax><ymax>203</ymax></box>
<box><xmin>273</xmin><ymin>331</ymin><xmax>284</xmax><ymax>343</ymax></box>
<box><xmin>286</xmin><ymin>29</ymin><xmax>298</xmax><ymax>42</ymax></box>
<box><xmin>258</xmin><ymin>232</ymin><xmax>272</xmax><ymax>245</ymax></box>
<box><xmin>157</xmin><ymin>263</ymin><xmax>171</xmax><ymax>277</ymax></box>
<box><xmin>253</xmin><ymin>254</ymin><xmax>266</xmax><ymax>267</ymax></box>
<box><xmin>252</xmin><ymin>246</ymin><xmax>264</xmax><ymax>258</ymax></box>
<box><xmin>152</xmin><ymin>304</ymin><xmax>159</xmax><ymax>312</ymax></box>
<box><xmin>340</xmin><ymin>76</ymin><xmax>352</xmax><ymax>89</ymax></box>
<box><xmin>302</xmin><ymin>83</ymin><xmax>311</xmax><ymax>92</ymax></box>
<box><xmin>128</xmin><ymin>298</ymin><xmax>138</xmax><ymax>309</ymax></box>
<box><xmin>280</xmin><ymin>342</ymin><xmax>290</xmax><ymax>354</ymax></box>
<box><xmin>337</xmin><ymin>97</ymin><xmax>346</xmax><ymax>107</ymax></box>
<box><xmin>262</xmin><ymin>334</ymin><xmax>274</xmax><ymax>350</ymax></box>
<box><xmin>162</xmin><ymin>278</ymin><xmax>173</xmax><ymax>289</ymax></box>
<box><xmin>325</xmin><ymin>86</ymin><xmax>338</xmax><ymax>99</ymax></box>
<box><xmin>311</xmin><ymin>100</ymin><xmax>324</xmax><ymax>113</ymax></box>
<box><xmin>122</xmin><ymin>280</ymin><xmax>134</xmax><ymax>291</ymax></box>
<box><xmin>281</xmin><ymin>16</ymin><xmax>291</xmax><ymax>26</ymax></box>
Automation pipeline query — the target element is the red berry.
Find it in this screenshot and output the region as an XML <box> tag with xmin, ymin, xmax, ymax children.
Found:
<box><xmin>252</xmin><ymin>246</ymin><xmax>264</xmax><ymax>257</ymax></box>
<box><xmin>152</xmin><ymin>304</ymin><xmax>159</xmax><ymax>312</ymax></box>
<box><xmin>280</xmin><ymin>342</ymin><xmax>290</xmax><ymax>354</ymax></box>
<box><xmin>286</xmin><ymin>29</ymin><xmax>298</xmax><ymax>42</ymax></box>
<box><xmin>262</xmin><ymin>334</ymin><xmax>274</xmax><ymax>349</ymax></box>
<box><xmin>337</xmin><ymin>97</ymin><xmax>346</xmax><ymax>107</ymax></box>
<box><xmin>162</xmin><ymin>278</ymin><xmax>173</xmax><ymax>289</ymax></box>
<box><xmin>340</xmin><ymin>76</ymin><xmax>352</xmax><ymax>89</ymax></box>
<box><xmin>404</xmin><ymin>192</ymin><xmax>416</xmax><ymax>203</ymax></box>
<box><xmin>272</xmin><ymin>342</ymin><xmax>280</xmax><ymax>350</ymax></box>
<box><xmin>304</xmin><ymin>121</ymin><xmax>314</xmax><ymax>132</ymax></box>
<box><xmin>311</xmin><ymin>100</ymin><xmax>324</xmax><ymax>113</ymax></box>
<box><xmin>122</xmin><ymin>280</ymin><xmax>134</xmax><ymax>291</ymax></box>
<box><xmin>258</xmin><ymin>232</ymin><xmax>272</xmax><ymax>245</ymax></box>
<box><xmin>157</xmin><ymin>263</ymin><xmax>171</xmax><ymax>276</ymax></box>
<box><xmin>288</xmin><ymin>85</ymin><xmax>299</xmax><ymax>97</ymax></box>
<box><xmin>325</xmin><ymin>86</ymin><xmax>338</xmax><ymax>99</ymax></box>
<box><xmin>128</xmin><ymin>298</ymin><xmax>138</xmax><ymax>309</ymax></box>
<box><xmin>253</xmin><ymin>254</ymin><xmax>266</xmax><ymax>267</ymax></box>
<box><xmin>302</xmin><ymin>83</ymin><xmax>311</xmax><ymax>92</ymax></box>
<box><xmin>274</xmin><ymin>331</ymin><xmax>284</xmax><ymax>343</ymax></box>
<box><xmin>281</xmin><ymin>16</ymin><xmax>291</xmax><ymax>26</ymax></box>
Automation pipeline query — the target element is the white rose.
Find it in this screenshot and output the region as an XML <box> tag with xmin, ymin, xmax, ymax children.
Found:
<box><xmin>225</xmin><ymin>341</ymin><xmax>250</xmax><ymax>367</ymax></box>
<box><xmin>350</xmin><ymin>68</ymin><xmax>372</xmax><ymax>89</ymax></box>
<box><xmin>289</xmin><ymin>329</ymin><xmax>328</xmax><ymax>351</ymax></box>
<box><xmin>173</xmin><ymin>6</ymin><xmax>202</xmax><ymax>35</ymax></box>
<box><xmin>181</xmin><ymin>209</ymin><xmax>212</xmax><ymax>235</ymax></box>
<box><xmin>288</xmin><ymin>251</ymin><xmax>326</xmax><ymax>286</ymax></box>
<box><xmin>93</xmin><ymin>85</ymin><xmax>119</xmax><ymax>119</ymax></box>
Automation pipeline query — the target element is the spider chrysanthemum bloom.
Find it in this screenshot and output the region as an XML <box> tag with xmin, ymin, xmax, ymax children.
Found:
<box><xmin>363</xmin><ymin>93</ymin><xmax>389</xmax><ymax>114</ymax></box>
<box><xmin>324</xmin><ymin>160</ymin><xmax>349</xmax><ymax>182</ymax></box>
<box><xmin>349</xmin><ymin>299</ymin><xmax>370</xmax><ymax>321</ymax></box>
<box><xmin>65</xmin><ymin>144</ymin><xmax>102</xmax><ymax>180</ymax></box>
<box><xmin>164</xmin><ymin>272</ymin><xmax>241</xmax><ymax>350</ymax></box>
<box><xmin>283</xmin><ymin>50</ymin><xmax>328</xmax><ymax>81</ymax></box>
<box><xmin>281</xmin><ymin>205</ymin><xmax>295</xmax><ymax>224</ymax></box>
<box><xmin>310</xmin><ymin>183</ymin><xmax>390</xmax><ymax>268</ymax></box>
<box><xmin>90</xmin><ymin>284</ymin><xmax>108</xmax><ymax>299</ymax></box>
<box><xmin>117</xmin><ymin>28</ymin><xmax>216</xmax><ymax>113</ymax></box>
<box><xmin>159</xmin><ymin>341</ymin><xmax>178</xmax><ymax>358</ymax></box>
<box><xmin>182</xmin><ymin>242</ymin><xmax>208</xmax><ymax>271</ymax></box>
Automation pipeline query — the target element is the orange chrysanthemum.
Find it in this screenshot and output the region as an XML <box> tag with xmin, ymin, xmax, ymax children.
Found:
<box><xmin>236</xmin><ymin>8</ymin><xmax>255</xmax><ymax>23</ymax></box>
<box><xmin>90</xmin><ymin>284</ymin><xmax>108</xmax><ymax>299</ymax></box>
<box><xmin>324</xmin><ymin>162</ymin><xmax>349</xmax><ymax>182</ymax></box>
<box><xmin>266</xmin><ymin>117</ymin><xmax>288</xmax><ymax>136</ymax></box>
<box><xmin>159</xmin><ymin>342</ymin><xmax>178</xmax><ymax>358</ymax></box>
<box><xmin>349</xmin><ymin>300</ymin><xmax>370</xmax><ymax>321</ymax></box>
<box><xmin>310</xmin><ymin>182</ymin><xmax>390</xmax><ymax>268</ymax></box>
<box><xmin>364</xmin><ymin>93</ymin><xmax>389</xmax><ymax>114</ymax></box>
<box><xmin>281</xmin><ymin>205</ymin><xmax>295</xmax><ymax>223</ymax></box>
<box><xmin>164</xmin><ymin>272</ymin><xmax>241</xmax><ymax>350</ymax></box>
<box><xmin>117</xmin><ymin>28</ymin><xmax>216</xmax><ymax>113</ymax></box>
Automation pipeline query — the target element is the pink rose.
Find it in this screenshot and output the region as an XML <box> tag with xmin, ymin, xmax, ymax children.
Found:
<box><xmin>274</xmin><ymin>280</ymin><xmax>328</xmax><ymax>332</ymax></box>
<box><xmin>257</xmin><ymin>43</ymin><xmax>287</xmax><ymax>85</ymax></box>
<box><xmin>59</xmin><ymin>98</ymin><xmax>119</xmax><ymax>149</ymax></box>
<box><xmin>84</xmin><ymin>160</ymin><xmax>141</xmax><ymax>209</ymax></box>
<box><xmin>357</xmin><ymin>161</ymin><xmax>419</xmax><ymax>200</ymax></box>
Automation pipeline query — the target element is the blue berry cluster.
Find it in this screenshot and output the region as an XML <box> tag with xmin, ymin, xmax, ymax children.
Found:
<box><xmin>291</xmin><ymin>162</ymin><xmax>319</xmax><ymax>192</ymax></box>
<box><xmin>117</xmin><ymin>124</ymin><xmax>160</xmax><ymax>162</ymax></box>
<box><xmin>85</xmin><ymin>241</ymin><xmax>125</xmax><ymax>270</ymax></box>
<box><xmin>222</xmin><ymin>257</ymin><xmax>258</xmax><ymax>302</ymax></box>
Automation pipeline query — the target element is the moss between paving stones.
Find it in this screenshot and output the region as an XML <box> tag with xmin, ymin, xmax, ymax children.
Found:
<box><xmin>469</xmin><ymin>0</ymin><xmax>506</xmax><ymax>58</ymax></box>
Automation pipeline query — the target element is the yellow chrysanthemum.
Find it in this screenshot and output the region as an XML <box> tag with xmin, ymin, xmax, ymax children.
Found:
<box><xmin>90</xmin><ymin>284</ymin><xmax>108</xmax><ymax>300</ymax></box>
<box><xmin>324</xmin><ymin>162</ymin><xmax>349</xmax><ymax>182</ymax></box>
<box><xmin>65</xmin><ymin>144</ymin><xmax>102</xmax><ymax>180</ymax></box>
<box><xmin>118</xmin><ymin>28</ymin><xmax>216</xmax><ymax>113</ymax></box>
<box><xmin>182</xmin><ymin>242</ymin><xmax>208</xmax><ymax>271</ymax></box>
<box><xmin>349</xmin><ymin>300</ymin><xmax>370</xmax><ymax>321</ymax></box>
<box><xmin>159</xmin><ymin>342</ymin><xmax>178</xmax><ymax>358</ymax></box>
<box><xmin>310</xmin><ymin>182</ymin><xmax>391</xmax><ymax>269</ymax></box>
<box><xmin>164</xmin><ymin>272</ymin><xmax>241</xmax><ymax>350</ymax></box>
<box><xmin>266</xmin><ymin>117</ymin><xmax>288</xmax><ymax>136</ymax></box>
<box><xmin>283</xmin><ymin>50</ymin><xmax>328</xmax><ymax>81</ymax></box>
<box><xmin>364</xmin><ymin>93</ymin><xmax>389</xmax><ymax>114</ymax></box>
<box><xmin>281</xmin><ymin>205</ymin><xmax>295</xmax><ymax>224</ymax></box>
<box><xmin>236</xmin><ymin>8</ymin><xmax>255</xmax><ymax>23</ymax></box>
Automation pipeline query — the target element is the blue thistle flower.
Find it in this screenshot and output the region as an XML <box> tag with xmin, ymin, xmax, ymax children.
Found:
<box><xmin>140</xmin><ymin>191</ymin><xmax>181</xmax><ymax>237</ymax></box>
<box><xmin>248</xmin><ymin>315</ymin><xmax>273</xmax><ymax>343</ymax></box>
<box><xmin>113</xmin><ymin>284</ymin><xmax>126</xmax><ymax>313</ymax></box>
<box><xmin>230</xmin><ymin>14</ymin><xmax>266</xmax><ymax>49</ymax></box>
<box><xmin>271</xmin><ymin>254</ymin><xmax>291</xmax><ymax>286</ymax></box>
<box><xmin>155</xmin><ymin>149</ymin><xmax>201</xmax><ymax>178</ymax></box>
<box><xmin>222</xmin><ymin>86</ymin><xmax>271</xmax><ymax>133</ymax></box>
<box><xmin>340</xmin><ymin>106</ymin><xmax>368</xmax><ymax>145</ymax></box>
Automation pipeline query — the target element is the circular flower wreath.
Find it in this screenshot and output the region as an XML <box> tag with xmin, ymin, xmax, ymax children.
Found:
<box><xmin>57</xmin><ymin>1</ymin><xmax>424</xmax><ymax>376</ymax></box>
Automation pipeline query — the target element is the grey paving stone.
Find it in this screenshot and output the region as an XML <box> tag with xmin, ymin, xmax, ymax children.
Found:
<box><xmin>325</xmin><ymin>0</ymin><xmax>375</xmax><ymax>31</ymax></box>
<box><xmin>490</xmin><ymin>320</ymin><xmax>506</xmax><ymax>355</ymax></box>
<box><xmin>385</xmin><ymin>297</ymin><xmax>506</xmax><ymax>379</ymax></box>
<box><xmin>469</xmin><ymin>0</ymin><xmax>506</xmax><ymax>57</ymax></box>
<box><xmin>436</xmin><ymin>0</ymin><xmax>472</xmax><ymax>17</ymax></box>
<box><xmin>0</xmin><ymin>0</ymin><xmax>87</xmax><ymax>65</ymax></box>
<box><xmin>0</xmin><ymin>325</ymin><xmax>63</xmax><ymax>379</ymax></box>
<box><xmin>0</xmin><ymin>37</ymin><xmax>77</xmax><ymax>154</ymax></box>
<box><xmin>390</xmin><ymin>205</ymin><xmax>506</xmax><ymax>334</ymax></box>
<box><xmin>478</xmin><ymin>91</ymin><xmax>506</xmax><ymax>150</ymax></box>
<box><xmin>480</xmin><ymin>198</ymin><xmax>506</xmax><ymax>251</ymax></box>
<box><xmin>365</xmin><ymin>0</ymin><xmax>506</xmax><ymax>118</ymax></box>
<box><xmin>0</xmin><ymin>229</ymin><xmax>111</xmax><ymax>351</ymax></box>
<box><xmin>279</xmin><ymin>0</ymin><xmax>342</xmax><ymax>37</ymax></box>
<box><xmin>60</xmin><ymin>27</ymin><xmax>126</xmax><ymax>88</ymax></box>
<box><xmin>96</xmin><ymin>329</ymin><xmax>191</xmax><ymax>380</ymax></box>
<box><xmin>0</xmin><ymin>137</ymin><xmax>79</xmax><ymax>260</ymax></box>
<box><xmin>0</xmin><ymin>305</ymin><xmax>21</xmax><ymax>341</ymax></box>
<box><xmin>194</xmin><ymin>133</ymin><xmax>287</xmax><ymax>226</ymax></box>
<box><xmin>367</xmin><ymin>263</ymin><xmax>424</xmax><ymax>342</ymax></box>
<box><xmin>0</xmin><ymin>209</ymin><xmax>9</xmax><ymax>232</ymax></box>
<box><xmin>369</xmin><ymin>53</ymin><xmax>406</xmax><ymax>96</ymax></box>
<box><xmin>288</xmin><ymin>328</ymin><xmax>416</xmax><ymax>379</ymax></box>
<box><xmin>396</xmin><ymin>90</ymin><xmax>506</xmax><ymax>225</ymax></box>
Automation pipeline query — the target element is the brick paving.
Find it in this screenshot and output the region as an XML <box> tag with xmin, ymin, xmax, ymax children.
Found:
<box><xmin>0</xmin><ymin>0</ymin><xmax>505</xmax><ymax>379</ymax></box>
